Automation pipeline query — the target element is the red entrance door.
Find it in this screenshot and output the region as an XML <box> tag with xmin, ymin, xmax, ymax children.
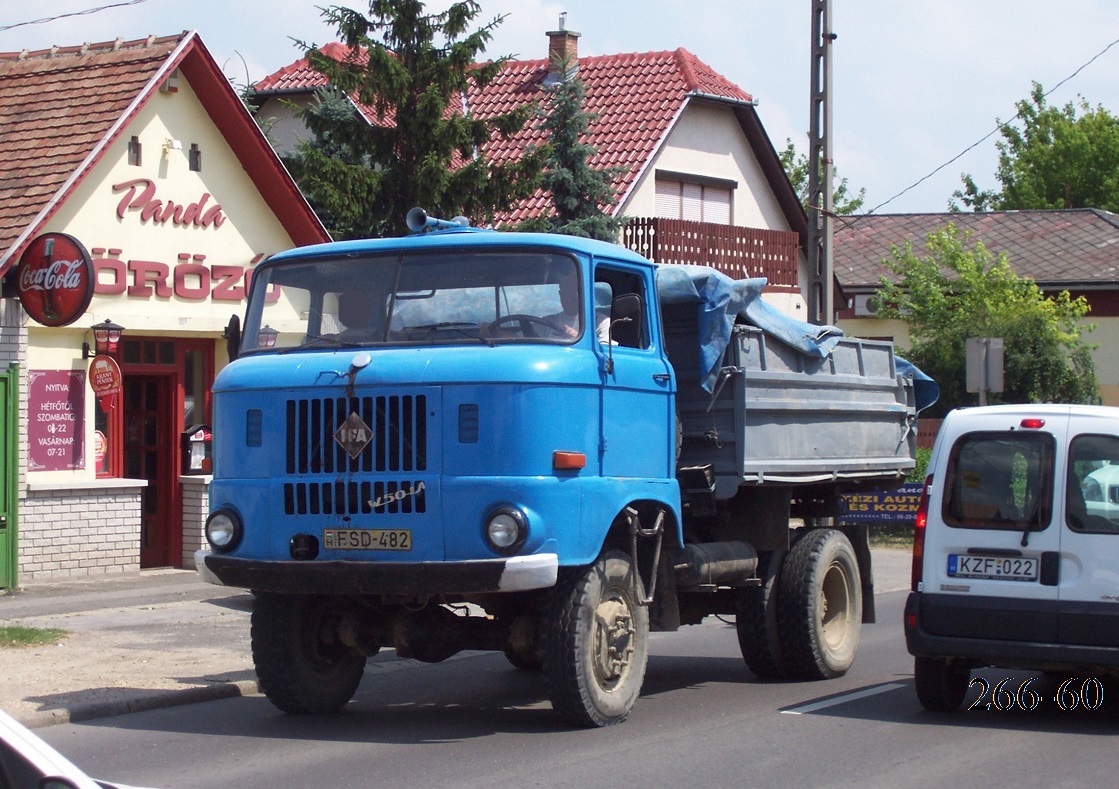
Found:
<box><xmin>124</xmin><ymin>374</ymin><xmax>176</xmax><ymax>568</ymax></box>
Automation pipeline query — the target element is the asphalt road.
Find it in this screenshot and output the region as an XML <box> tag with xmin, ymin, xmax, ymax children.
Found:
<box><xmin>36</xmin><ymin>586</ymin><xmax>1119</xmax><ymax>789</ymax></box>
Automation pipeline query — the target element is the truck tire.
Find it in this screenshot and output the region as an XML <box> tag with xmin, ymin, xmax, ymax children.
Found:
<box><xmin>913</xmin><ymin>657</ymin><xmax>969</xmax><ymax>712</ymax></box>
<box><xmin>777</xmin><ymin>529</ymin><xmax>861</xmax><ymax>680</ymax></box>
<box><xmin>503</xmin><ymin>645</ymin><xmax>543</xmax><ymax>671</ymax></box>
<box><xmin>735</xmin><ymin>550</ymin><xmax>786</xmax><ymax>679</ymax></box>
<box><xmin>251</xmin><ymin>592</ymin><xmax>365</xmax><ymax>714</ymax></box>
<box><xmin>542</xmin><ymin>550</ymin><xmax>649</xmax><ymax>727</ymax></box>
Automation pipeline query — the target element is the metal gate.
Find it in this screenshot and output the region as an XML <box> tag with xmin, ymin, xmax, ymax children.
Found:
<box><xmin>0</xmin><ymin>363</ymin><xmax>18</xmax><ymax>589</ymax></box>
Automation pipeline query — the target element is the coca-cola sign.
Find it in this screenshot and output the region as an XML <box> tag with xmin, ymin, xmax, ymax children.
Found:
<box><xmin>17</xmin><ymin>233</ymin><xmax>95</xmax><ymax>327</ymax></box>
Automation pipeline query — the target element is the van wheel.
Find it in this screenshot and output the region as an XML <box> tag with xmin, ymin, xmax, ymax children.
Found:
<box><xmin>777</xmin><ymin>529</ymin><xmax>861</xmax><ymax>680</ymax></box>
<box><xmin>251</xmin><ymin>593</ymin><xmax>366</xmax><ymax>713</ymax></box>
<box><xmin>914</xmin><ymin>657</ymin><xmax>969</xmax><ymax>711</ymax></box>
<box><xmin>735</xmin><ymin>550</ymin><xmax>786</xmax><ymax>679</ymax></box>
<box><xmin>542</xmin><ymin>551</ymin><xmax>649</xmax><ymax>727</ymax></box>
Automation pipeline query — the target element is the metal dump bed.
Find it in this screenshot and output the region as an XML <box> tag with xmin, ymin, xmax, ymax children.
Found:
<box><xmin>667</xmin><ymin>317</ymin><xmax>916</xmax><ymax>499</ymax></box>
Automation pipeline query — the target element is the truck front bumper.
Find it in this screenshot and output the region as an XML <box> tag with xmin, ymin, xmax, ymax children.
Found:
<box><xmin>196</xmin><ymin>549</ymin><xmax>558</xmax><ymax>595</ymax></box>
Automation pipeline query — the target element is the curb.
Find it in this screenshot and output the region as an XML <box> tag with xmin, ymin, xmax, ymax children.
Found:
<box><xmin>16</xmin><ymin>679</ymin><xmax>259</xmax><ymax>730</ymax></box>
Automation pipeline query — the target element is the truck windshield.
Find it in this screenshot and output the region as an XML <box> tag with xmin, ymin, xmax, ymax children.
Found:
<box><xmin>240</xmin><ymin>250</ymin><xmax>584</xmax><ymax>352</ymax></box>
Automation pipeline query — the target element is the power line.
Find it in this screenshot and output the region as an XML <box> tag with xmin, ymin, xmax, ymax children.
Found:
<box><xmin>863</xmin><ymin>32</ymin><xmax>1119</xmax><ymax>217</ymax></box>
<box><xmin>0</xmin><ymin>0</ymin><xmax>150</xmax><ymax>34</ymax></box>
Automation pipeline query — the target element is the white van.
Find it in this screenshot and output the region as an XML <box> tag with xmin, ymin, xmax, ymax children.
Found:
<box><xmin>905</xmin><ymin>404</ymin><xmax>1119</xmax><ymax>711</ymax></box>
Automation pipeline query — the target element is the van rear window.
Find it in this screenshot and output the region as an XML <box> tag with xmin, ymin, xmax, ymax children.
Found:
<box><xmin>943</xmin><ymin>431</ymin><xmax>1055</xmax><ymax>531</ymax></box>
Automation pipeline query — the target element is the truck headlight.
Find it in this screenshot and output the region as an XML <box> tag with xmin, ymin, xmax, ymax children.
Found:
<box><xmin>485</xmin><ymin>507</ymin><xmax>527</xmax><ymax>554</ymax></box>
<box><xmin>206</xmin><ymin>508</ymin><xmax>243</xmax><ymax>552</ymax></box>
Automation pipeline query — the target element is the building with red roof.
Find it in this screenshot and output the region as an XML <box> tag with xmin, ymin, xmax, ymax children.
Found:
<box><xmin>834</xmin><ymin>209</ymin><xmax>1119</xmax><ymax>405</ymax></box>
<box><xmin>252</xmin><ymin>26</ymin><xmax>810</xmax><ymax>315</ymax></box>
<box><xmin>0</xmin><ymin>32</ymin><xmax>328</xmax><ymax>585</ymax></box>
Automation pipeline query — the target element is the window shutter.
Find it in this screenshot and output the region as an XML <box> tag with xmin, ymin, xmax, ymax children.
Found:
<box><xmin>704</xmin><ymin>185</ymin><xmax>731</xmax><ymax>225</ymax></box>
<box><xmin>681</xmin><ymin>182</ymin><xmax>704</xmax><ymax>222</ymax></box>
<box><xmin>655</xmin><ymin>180</ymin><xmax>681</xmax><ymax>218</ymax></box>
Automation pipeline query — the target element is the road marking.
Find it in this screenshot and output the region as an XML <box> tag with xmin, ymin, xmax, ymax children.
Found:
<box><xmin>781</xmin><ymin>683</ymin><xmax>905</xmax><ymax>715</ymax></box>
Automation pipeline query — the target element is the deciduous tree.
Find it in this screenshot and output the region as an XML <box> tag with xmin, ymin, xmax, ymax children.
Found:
<box><xmin>779</xmin><ymin>138</ymin><xmax>865</xmax><ymax>216</ymax></box>
<box><xmin>875</xmin><ymin>224</ymin><xmax>1097</xmax><ymax>416</ymax></box>
<box><xmin>953</xmin><ymin>83</ymin><xmax>1119</xmax><ymax>212</ymax></box>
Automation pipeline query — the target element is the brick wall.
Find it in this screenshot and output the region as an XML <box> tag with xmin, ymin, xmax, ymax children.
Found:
<box><xmin>181</xmin><ymin>476</ymin><xmax>211</xmax><ymax>569</ymax></box>
<box><xmin>19</xmin><ymin>484</ymin><xmax>144</xmax><ymax>579</ymax></box>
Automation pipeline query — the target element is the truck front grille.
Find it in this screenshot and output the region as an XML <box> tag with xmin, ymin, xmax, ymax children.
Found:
<box><xmin>283</xmin><ymin>479</ymin><xmax>427</xmax><ymax>516</ymax></box>
<box><xmin>285</xmin><ymin>395</ymin><xmax>428</xmax><ymax>474</ymax></box>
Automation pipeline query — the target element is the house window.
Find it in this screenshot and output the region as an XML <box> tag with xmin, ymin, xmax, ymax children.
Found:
<box><xmin>655</xmin><ymin>177</ymin><xmax>733</xmax><ymax>225</ymax></box>
<box><xmin>189</xmin><ymin>143</ymin><xmax>202</xmax><ymax>172</ymax></box>
<box><xmin>127</xmin><ymin>136</ymin><xmax>142</xmax><ymax>166</ymax></box>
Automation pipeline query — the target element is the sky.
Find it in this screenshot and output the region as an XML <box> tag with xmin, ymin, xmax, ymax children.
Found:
<box><xmin>4</xmin><ymin>0</ymin><xmax>1119</xmax><ymax>215</ymax></box>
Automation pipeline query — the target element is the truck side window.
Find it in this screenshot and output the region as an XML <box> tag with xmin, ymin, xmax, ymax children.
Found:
<box><xmin>1066</xmin><ymin>434</ymin><xmax>1119</xmax><ymax>533</ymax></box>
<box><xmin>594</xmin><ymin>266</ymin><xmax>648</xmax><ymax>349</ymax></box>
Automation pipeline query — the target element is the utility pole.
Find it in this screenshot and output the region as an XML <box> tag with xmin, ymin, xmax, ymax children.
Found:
<box><xmin>806</xmin><ymin>0</ymin><xmax>835</xmax><ymax>326</ymax></box>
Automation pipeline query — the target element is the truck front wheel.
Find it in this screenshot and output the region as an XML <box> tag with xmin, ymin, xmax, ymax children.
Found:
<box><xmin>777</xmin><ymin>529</ymin><xmax>861</xmax><ymax>680</ymax></box>
<box><xmin>542</xmin><ymin>551</ymin><xmax>649</xmax><ymax>727</ymax></box>
<box><xmin>251</xmin><ymin>593</ymin><xmax>366</xmax><ymax>714</ymax></box>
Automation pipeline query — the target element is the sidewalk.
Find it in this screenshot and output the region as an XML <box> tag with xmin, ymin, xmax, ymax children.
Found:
<box><xmin>0</xmin><ymin>549</ymin><xmax>913</xmax><ymax>729</ymax></box>
<box><xmin>0</xmin><ymin>568</ymin><xmax>257</xmax><ymax>729</ymax></box>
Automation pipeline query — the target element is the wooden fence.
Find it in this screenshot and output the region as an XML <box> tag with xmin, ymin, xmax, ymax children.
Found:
<box><xmin>620</xmin><ymin>217</ymin><xmax>799</xmax><ymax>288</ymax></box>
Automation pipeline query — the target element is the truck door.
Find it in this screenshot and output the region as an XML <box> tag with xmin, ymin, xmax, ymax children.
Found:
<box><xmin>1058</xmin><ymin>415</ymin><xmax>1119</xmax><ymax>647</ymax></box>
<box><xmin>593</xmin><ymin>262</ymin><xmax>674</xmax><ymax>480</ymax></box>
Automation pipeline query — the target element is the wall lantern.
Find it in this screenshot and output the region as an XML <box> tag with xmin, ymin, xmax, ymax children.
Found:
<box><xmin>257</xmin><ymin>325</ymin><xmax>279</xmax><ymax>349</ymax></box>
<box><xmin>83</xmin><ymin>319</ymin><xmax>125</xmax><ymax>358</ymax></box>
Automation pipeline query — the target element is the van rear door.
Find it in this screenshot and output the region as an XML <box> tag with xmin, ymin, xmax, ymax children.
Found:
<box><xmin>921</xmin><ymin>412</ymin><xmax>1062</xmax><ymax>642</ymax></box>
<box><xmin>1057</xmin><ymin>413</ymin><xmax>1119</xmax><ymax>647</ymax></box>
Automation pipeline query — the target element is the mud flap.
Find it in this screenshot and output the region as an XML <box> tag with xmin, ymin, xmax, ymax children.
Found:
<box><xmin>844</xmin><ymin>522</ymin><xmax>876</xmax><ymax>624</ymax></box>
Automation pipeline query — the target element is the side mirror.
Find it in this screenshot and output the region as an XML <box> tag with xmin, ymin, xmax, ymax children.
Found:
<box><xmin>610</xmin><ymin>293</ymin><xmax>644</xmax><ymax>348</ymax></box>
<box><xmin>223</xmin><ymin>314</ymin><xmax>241</xmax><ymax>362</ymax></box>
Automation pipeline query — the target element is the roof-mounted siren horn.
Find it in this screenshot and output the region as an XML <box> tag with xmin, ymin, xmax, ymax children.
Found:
<box><xmin>406</xmin><ymin>207</ymin><xmax>471</xmax><ymax>233</ymax></box>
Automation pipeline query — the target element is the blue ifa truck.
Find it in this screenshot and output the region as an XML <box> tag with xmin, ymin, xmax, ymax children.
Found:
<box><xmin>197</xmin><ymin>211</ymin><xmax>935</xmax><ymax>727</ymax></box>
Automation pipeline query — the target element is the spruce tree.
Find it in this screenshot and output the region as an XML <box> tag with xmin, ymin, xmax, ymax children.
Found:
<box><xmin>521</xmin><ymin>57</ymin><xmax>623</xmax><ymax>241</ymax></box>
<box><xmin>285</xmin><ymin>0</ymin><xmax>545</xmax><ymax>238</ymax></box>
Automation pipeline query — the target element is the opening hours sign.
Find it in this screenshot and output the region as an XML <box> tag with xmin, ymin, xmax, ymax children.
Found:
<box><xmin>29</xmin><ymin>370</ymin><xmax>85</xmax><ymax>471</ymax></box>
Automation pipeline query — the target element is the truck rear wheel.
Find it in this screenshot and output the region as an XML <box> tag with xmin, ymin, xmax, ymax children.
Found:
<box><xmin>777</xmin><ymin>529</ymin><xmax>861</xmax><ymax>680</ymax></box>
<box><xmin>913</xmin><ymin>657</ymin><xmax>969</xmax><ymax>712</ymax></box>
<box><xmin>735</xmin><ymin>550</ymin><xmax>786</xmax><ymax>679</ymax></box>
<box><xmin>542</xmin><ymin>550</ymin><xmax>649</xmax><ymax>727</ymax></box>
<box><xmin>251</xmin><ymin>593</ymin><xmax>366</xmax><ymax>714</ymax></box>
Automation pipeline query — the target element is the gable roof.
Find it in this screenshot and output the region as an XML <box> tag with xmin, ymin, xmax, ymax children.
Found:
<box><xmin>0</xmin><ymin>31</ymin><xmax>326</xmax><ymax>276</ymax></box>
<box><xmin>833</xmin><ymin>209</ymin><xmax>1119</xmax><ymax>290</ymax></box>
<box><xmin>253</xmin><ymin>45</ymin><xmax>804</xmax><ymax>233</ymax></box>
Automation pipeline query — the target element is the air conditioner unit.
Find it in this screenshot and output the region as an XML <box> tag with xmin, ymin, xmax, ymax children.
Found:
<box><xmin>853</xmin><ymin>294</ymin><xmax>879</xmax><ymax>317</ymax></box>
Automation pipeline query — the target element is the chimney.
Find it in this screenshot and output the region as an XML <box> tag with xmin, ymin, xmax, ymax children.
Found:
<box><xmin>546</xmin><ymin>13</ymin><xmax>580</xmax><ymax>81</ymax></box>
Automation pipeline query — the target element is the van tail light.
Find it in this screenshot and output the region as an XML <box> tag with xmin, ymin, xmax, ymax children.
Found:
<box><xmin>911</xmin><ymin>474</ymin><xmax>932</xmax><ymax>591</ymax></box>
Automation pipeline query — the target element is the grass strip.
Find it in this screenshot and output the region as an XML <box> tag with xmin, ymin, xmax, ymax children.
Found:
<box><xmin>0</xmin><ymin>625</ymin><xmax>68</xmax><ymax>648</ymax></box>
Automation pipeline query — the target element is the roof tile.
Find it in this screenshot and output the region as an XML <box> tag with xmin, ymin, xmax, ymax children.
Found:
<box><xmin>833</xmin><ymin>210</ymin><xmax>1119</xmax><ymax>288</ymax></box>
<box><xmin>254</xmin><ymin>45</ymin><xmax>753</xmax><ymax>225</ymax></box>
<box><xmin>0</xmin><ymin>34</ymin><xmax>185</xmax><ymax>259</ymax></box>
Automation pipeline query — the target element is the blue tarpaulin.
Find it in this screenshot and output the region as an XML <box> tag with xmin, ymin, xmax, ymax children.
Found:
<box><xmin>654</xmin><ymin>264</ymin><xmax>939</xmax><ymax>412</ymax></box>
